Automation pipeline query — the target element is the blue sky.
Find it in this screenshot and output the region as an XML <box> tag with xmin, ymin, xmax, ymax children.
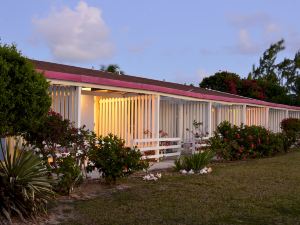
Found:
<box><xmin>1</xmin><ymin>0</ymin><xmax>299</xmax><ymax>84</ymax></box>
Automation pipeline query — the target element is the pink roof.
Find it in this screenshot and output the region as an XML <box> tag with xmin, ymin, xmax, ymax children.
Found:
<box><xmin>41</xmin><ymin>69</ymin><xmax>300</xmax><ymax>111</ymax></box>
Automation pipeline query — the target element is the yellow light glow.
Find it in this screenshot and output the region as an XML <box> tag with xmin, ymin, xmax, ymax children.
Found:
<box><xmin>82</xmin><ymin>87</ymin><xmax>92</xmax><ymax>91</ymax></box>
<box><xmin>48</xmin><ymin>157</ymin><xmax>53</xmax><ymax>164</ymax></box>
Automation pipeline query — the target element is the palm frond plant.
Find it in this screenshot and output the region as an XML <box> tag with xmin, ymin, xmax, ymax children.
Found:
<box><xmin>174</xmin><ymin>150</ymin><xmax>215</xmax><ymax>172</ymax></box>
<box><xmin>0</xmin><ymin>142</ymin><xmax>54</xmax><ymax>224</ymax></box>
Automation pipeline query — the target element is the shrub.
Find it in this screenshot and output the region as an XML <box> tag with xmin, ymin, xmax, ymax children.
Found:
<box><xmin>23</xmin><ymin>110</ymin><xmax>96</xmax><ymax>194</ymax></box>
<box><xmin>210</xmin><ymin>121</ymin><xmax>288</xmax><ymax>161</ymax></box>
<box><xmin>281</xmin><ymin>118</ymin><xmax>300</xmax><ymax>147</ymax></box>
<box><xmin>0</xmin><ymin>143</ymin><xmax>54</xmax><ymax>224</ymax></box>
<box><xmin>174</xmin><ymin>150</ymin><xmax>214</xmax><ymax>171</ymax></box>
<box><xmin>0</xmin><ymin>43</ymin><xmax>51</xmax><ymax>137</ymax></box>
<box><xmin>54</xmin><ymin>156</ymin><xmax>83</xmax><ymax>195</ymax></box>
<box><xmin>87</xmin><ymin>134</ymin><xmax>148</xmax><ymax>183</ymax></box>
<box><xmin>23</xmin><ymin>110</ymin><xmax>71</xmax><ymax>166</ymax></box>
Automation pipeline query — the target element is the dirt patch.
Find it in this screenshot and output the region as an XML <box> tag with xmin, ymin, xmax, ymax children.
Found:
<box><xmin>9</xmin><ymin>180</ymin><xmax>132</xmax><ymax>225</ymax></box>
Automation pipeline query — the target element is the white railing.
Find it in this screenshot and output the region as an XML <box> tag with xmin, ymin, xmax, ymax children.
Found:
<box><xmin>132</xmin><ymin>137</ymin><xmax>182</xmax><ymax>160</ymax></box>
<box><xmin>183</xmin><ymin>136</ymin><xmax>210</xmax><ymax>154</ymax></box>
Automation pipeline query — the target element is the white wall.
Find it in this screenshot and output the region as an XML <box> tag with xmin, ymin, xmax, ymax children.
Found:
<box><xmin>81</xmin><ymin>95</ymin><xmax>95</xmax><ymax>131</ymax></box>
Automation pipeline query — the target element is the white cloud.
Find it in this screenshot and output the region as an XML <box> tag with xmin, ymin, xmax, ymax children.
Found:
<box><xmin>33</xmin><ymin>1</ymin><xmax>114</xmax><ymax>62</ymax></box>
<box><xmin>237</xmin><ymin>29</ymin><xmax>260</xmax><ymax>54</ymax></box>
<box><xmin>229</xmin><ymin>12</ymin><xmax>270</xmax><ymax>29</ymax></box>
<box><xmin>227</xmin><ymin>12</ymin><xmax>282</xmax><ymax>55</ymax></box>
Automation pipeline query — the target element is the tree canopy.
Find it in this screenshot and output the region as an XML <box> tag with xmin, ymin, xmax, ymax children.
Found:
<box><xmin>200</xmin><ymin>40</ymin><xmax>300</xmax><ymax>106</ymax></box>
<box><xmin>100</xmin><ymin>64</ymin><xmax>125</xmax><ymax>75</ymax></box>
<box><xmin>0</xmin><ymin>43</ymin><xmax>51</xmax><ymax>137</ymax></box>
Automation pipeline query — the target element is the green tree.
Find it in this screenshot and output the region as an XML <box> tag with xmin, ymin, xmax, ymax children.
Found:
<box><xmin>200</xmin><ymin>71</ymin><xmax>241</xmax><ymax>94</ymax></box>
<box><xmin>249</xmin><ymin>39</ymin><xmax>300</xmax><ymax>93</ymax></box>
<box><xmin>0</xmin><ymin>43</ymin><xmax>51</xmax><ymax>137</ymax></box>
<box><xmin>249</xmin><ymin>39</ymin><xmax>285</xmax><ymax>82</ymax></box>
<box><xmin>100</xmin><ymin>64</ymin><xmax>125</xmax><ymax>75</ymax></box>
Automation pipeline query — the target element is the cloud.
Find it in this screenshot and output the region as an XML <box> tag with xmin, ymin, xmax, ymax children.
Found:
<box><xmin>227</xmin><ymin>12</ymin><xmax>282</xmax><ymax>55</ymax></box>
<box><xmin>33</xmin><ymin>1</ymin><xmax>114</xmax><ymax>62</ymax></box>
<box><xmin>229</xmin><ymin>12</ymin><xmax>270</xmax><ymax>29</ymax></box>
<box><xmin>236</xmin><ymin>28</ymin><xmax>261</xmax><ymax>54</ymax></box>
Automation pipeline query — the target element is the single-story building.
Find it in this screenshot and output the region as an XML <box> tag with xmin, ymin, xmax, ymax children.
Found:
<box><xmin>30</xmin><ymin>59</ymin><xmax>300</xmax><ymax>159</ymax></box>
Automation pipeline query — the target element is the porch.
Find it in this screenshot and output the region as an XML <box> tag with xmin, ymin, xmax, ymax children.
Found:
<box><xmin>49</xmin><ymin>84</ymin><xmax>300</xmax><ymax>160</ymax></box>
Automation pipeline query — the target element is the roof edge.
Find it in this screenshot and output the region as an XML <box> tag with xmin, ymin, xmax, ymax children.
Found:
<box><xmin>39</xmin><ymin>69</ymin><xmax>300</xmax><ymax>111</ymax></box>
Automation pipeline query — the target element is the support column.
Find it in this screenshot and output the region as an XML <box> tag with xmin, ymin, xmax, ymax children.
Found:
<box><xmin>265</xmin><ymin>107</ymin><xmax>269</xmax><ymax>129</ymax></box>
<box><xmin>178</xmin><ymin>102</ymin><xmax>184</xmax><ymax>140</ymax></box>
<box><xmin>155</xmin><ymin>95</ymin><xmax>160</xmax><ymax>161</ymax></box>
<box><xmin>75</xmin><ymin>86</ymin><xmax>82</xmax><ymax>128</ymax></box>
<box><xmin>285</xmin><ymin>109</ymin><xmax>289</xmax><ymax>119</ymax></box>
<box><xmin>216</xmin><ymin>105</ymin><xmax>221</xmax><ymax>126</ymax></box>
<box><xmin>241</xmin><ymin>104</ymin><xmax>247</xmax><ymax>126</ymax></box>
<box><xmin>207</xmin><ymin>102</ymin><xmax>212</xmax><ymax>137</ymax></box>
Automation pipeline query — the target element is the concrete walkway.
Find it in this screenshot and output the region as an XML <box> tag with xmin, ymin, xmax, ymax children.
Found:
<box><xmin>148</xmin><ymin>160</ymin><xmax>175</xmax><ymax>171</ymax></box>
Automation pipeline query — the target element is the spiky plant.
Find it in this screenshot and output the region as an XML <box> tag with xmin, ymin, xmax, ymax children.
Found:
<box><xmin>0</xmin><ymin>142</ymin><xmax>54</xmax><ymax>224</ymax></box>
<box><xmin>174</xmin><ymin>150</ymin><xmax>215</xmax><ymax>171</ymax></box>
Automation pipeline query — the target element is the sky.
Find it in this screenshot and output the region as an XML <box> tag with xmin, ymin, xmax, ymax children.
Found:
<box><xmin>0</xmin><ymin>0</ymin><xmax>299</xmax><ymax>84</ymax></box>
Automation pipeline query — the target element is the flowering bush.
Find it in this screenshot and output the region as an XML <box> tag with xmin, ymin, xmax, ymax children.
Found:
<box><xmin>281</xmin><ymin>118</ymin><xmax>300</xmax><ymax>147</ymax></box>
<box><xmin>210</xmin><ymin>121</ymin><xmax>289</xmax><ymax>161</ymax></box>
<box><xmin>54</xmin><ymin>156</ymin><xmax>83</xmax><ymax>195</ymax></box>
<box><xmin>23</xmin><ymin>110</ymin><xmax>96</xmax><ymax>194</ymax></box>
<box><xmin>87</xmin><ymin>134</ymin><xmax>148</xmax><ymax>184</ymax></box>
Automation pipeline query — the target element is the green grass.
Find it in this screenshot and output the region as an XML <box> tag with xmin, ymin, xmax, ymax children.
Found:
<box><xmin>59</xmin><ymin>151</ymin><xmax>300</xmax><ymax>225</ymax></box>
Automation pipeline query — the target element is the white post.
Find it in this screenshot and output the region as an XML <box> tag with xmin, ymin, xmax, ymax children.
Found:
<box><xmin>242</xmin><ymin>104</ymin><xmax>247</xmax><ymax>126</ymax></box>
<box><xmin>207</xmin><ymin>102</ymin><xmax>212</xmax><ymax>137</ymax></box>
<box><xmin>75</xmin><ymin>86</ymin><xmax>82</xmax><ymax>128</ymax></box>
<box><xmin>155</xmin><ymin>95</ymin><xmax>160</xmax><ymax>161</ymax></box>
<box><xmin>265</xmin><ymin>107</ymin><xmax>269</xmax><ymax>129</ymax></box>
<box><xmin>216</xmin><ymin>105</ymin><xmax>221</xmax><ymax>126</ymax></box>
<box><xmin>178</xmin><ymin>102</ymin><xmax>184</xmax><ymax>140</ymax></box>
<box><xmin>285</xmin><ymin>109</ymin><xmax>289</xmax><ymax>119</ymax></box>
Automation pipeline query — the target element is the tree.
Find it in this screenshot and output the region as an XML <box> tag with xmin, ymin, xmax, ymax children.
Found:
<box><xmin>200</xmin><ymin>71</ymin><xmax>241</xmax><ymax>95</ymax></box>
<box><xmin>0</xmin><ymin>43</ymin><xmax>51</xmax><ymax>137</ymax></box>
<box><xmin>100</xmin><ymin>64</ymin><xmax>125</xmax><ymax>75</ymax></box>
<box><xmin>249</xmin><ymin>39</ymin><xmax>300</xmax><ymax>93</ymax></box>
<box><xmin>249</xmin><ymin>39</ymin><xmax>285</xmax><ymax>83</ymax></box>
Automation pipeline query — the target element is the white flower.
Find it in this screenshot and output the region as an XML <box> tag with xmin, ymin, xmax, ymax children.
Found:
<box><xmin>143</xmin><ymin>173</ymin><xmax>161</xmax><ymax>181</ymax></box>
<box><xmin>199</xmin><ymin>168</ymin><xmax>208</xmax><ymax>174</ymax></box>
<box><xmin>188</xmin><ymin>169</ymin><xmax>194</xmax><ymax>174</ymax></box>
<box><xmin>207</xmin><ymin>167</ymin><xmax>212</xmax><ymax>173</ymax></box>
<box><xmin>156</xmin><ymin>173</ymin><xmax>162</xmax><ymax>178</ymax></box>
<box><xmin>180</xmin><ymin>169</ymin><xmax>187</xmax><ymax>174</ymax></box>
<box><xmin>102</xmin><ymin>141</ymin><xmax>105</xmax><ymax>144</ymax></box>
<box><xmin>39</xmin><ymin>154</ymin><xmax>43</xmax><ymax>158</ymax></box>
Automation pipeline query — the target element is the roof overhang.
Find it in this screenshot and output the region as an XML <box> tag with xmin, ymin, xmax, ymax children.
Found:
<box><xmin>39</xmin><ymin>69</ymin><xmax>300</xmax><ymax>111</ymax></box>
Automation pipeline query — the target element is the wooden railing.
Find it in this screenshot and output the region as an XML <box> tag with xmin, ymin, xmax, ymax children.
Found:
<box><xmin>132</xmin><ymin>137</ymin><xmax>182</xmax><ymax>160</ymax></box>
<box><xmin>183</xmin><ymin>136</ymin><xmax>210</xmax><ymax>154</ymax></box>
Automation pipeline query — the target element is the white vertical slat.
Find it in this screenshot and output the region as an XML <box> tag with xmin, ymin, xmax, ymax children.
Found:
<box><xmin>75</xmin><ymin>87</ymin><xmax>81</xmax><ymax>128</ymax></box>
<box><xmin>131</xmin><ymin>97</ymin><xmax>134</xmax><ymax>140</ymax></box>
<box><xmin>134</xmin><ymin>97</ymin><xmax>138</xmax><ymax>139</ymax></box>
<box><xmin>207</xmin><ymin>102</ymin><xmax>212</xmax><ymax>136</ymax></box>
<box><xmin>147</xmin><ymin>95</ymin><xmax>151</xmax><ymax>138</ymax></box>
<box><xmin>120</xmin><ymin>98</ymin><xmax>123</xmax><ymax>139</ymax></box>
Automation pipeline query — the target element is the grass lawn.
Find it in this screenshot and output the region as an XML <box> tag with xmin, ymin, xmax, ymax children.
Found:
<box><xmin>57</xmin><ymin>151</ymin><xmax>300</xmax><ymax>225</ymax></box>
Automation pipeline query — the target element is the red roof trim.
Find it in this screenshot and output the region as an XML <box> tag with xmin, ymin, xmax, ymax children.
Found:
<box><xmin>40</xmin><ymin>69</ymin><xmax>300</xmax><ymax>110</ymax></box>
